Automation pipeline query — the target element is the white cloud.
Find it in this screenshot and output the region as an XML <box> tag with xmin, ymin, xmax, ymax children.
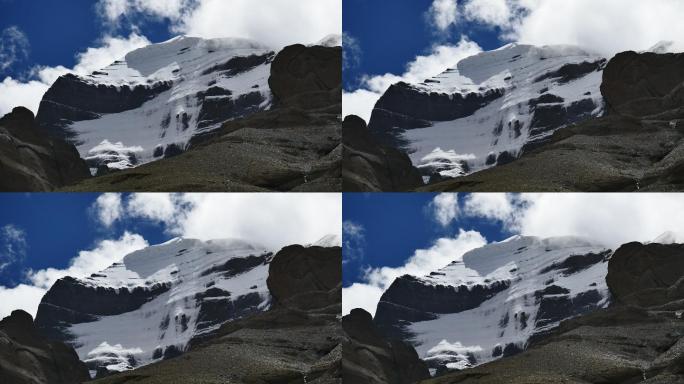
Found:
<box><xmin>342</xmin><ymin>283</ymin><xmax>383</xmax><ymax>317</ymax></box>
<box><xmin>0</xmin><ymin>33</ymin><xmax>150</xmax><ymax>116</ymax></box>
<box><xmin>431</xmin><ymin>193</ymin><xmax>459</xmax><ymax>227</ymax></box>
<box><xmin>0</xmin><ymin>224</ymin><xmax>27</xmax><ymax>272</ymax></box>
<box><xmin>461</xmin><ymin>0</ymin><xmax>684</xmax><ymax>56</ymax></box>
<box><xmin>174</xmin><ymin>0</ymin><xmax>341</xmax><ymax>48</ymax></box>
<box><xmin>343</xmin><ymin>229</ymin><xmax>487</xmax><ymax>316</ymax></box>
<box><xmin>27</xmin><ymin>232</ymin><xmax>148</xmax><ymax>290</ymax></box>
<box><xmin>343</xmin><ymin>31</ymin><xmax>361</xmax><ymax>70</ymax></box>
<box><xmin>98</xmin><ymin>0</ymin><xmax>192</xmax><ymax>23</ymax></box>
<box><xmin>428</xmin><ymin>0</ymin><xmax>460</xmax><ymax>31</ymax></box>
<box><xmin>343</xmin><ymin>220</ymin><xmax>365</xmax><ymax>264</ymax></box>
<box><xmin>463</xmin><ymin>0</ymin><xmax>511</xmax><ymax>26</ymax></box>
<box><xmin>94</xmin><ymin>193</ymin><xmax>123</xmax><ymax>227</ymax></box>
<box><xmin>461</xmin><ymin>193</ymin><xmax>684</xmax><ymax>248</ymax></box>
<box><xmin>0</xmin><ymin>26</ymin><xmax>30</xmax><ymax>73</ymax></box>
<box><xmin>0</xmin><ymin>284</ymin><xmax>47</xmax><ymax>319</ymax></box>
<box><xmin>343</xmin><ymin>36</ymin><xmax>482</xmax><ymax>122</ymax></box>
<box><xmin>126</xmin><ymin>193</ymin><xmax>178</xmax><ymax>223</ymax></box>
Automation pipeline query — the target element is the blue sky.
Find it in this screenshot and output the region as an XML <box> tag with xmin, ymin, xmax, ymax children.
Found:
<box><xmin>0</xmin><ymin>193</ymin><xmax>168</xmax><ymax>288</ymax></box>
<box><xmin>343</xmin><ymin>0</ymin><xmax>503</xmax><ymax>90</ymax></box>
<box><xmin>0</xmin><ymin>0</ymin><xmax>174</xmax><ymax>80</ymax></box>
<box><xmin>342</xmin><ymin>193</ymin><xmax>509</xmax><ymax>286</ymax></box>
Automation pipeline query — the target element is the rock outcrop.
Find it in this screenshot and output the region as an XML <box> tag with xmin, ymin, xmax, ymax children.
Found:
<box><xmin>422</xmin><ymin>51</ymin><xmax>684</xmax><ymax>192</ymax></box>
<box><xmin>343</xmin><ymin>115</ymin><xmax>423</xmax><ymax>191</ymax></box>
<box><xmin>90</xmin><ymin>244</ymin><xmax>343</xmax><ymax>383</ymax></box>
<box><xmin>0</xmin><ymin>107</ymin><xmax>90</xmax><ymax>191</ymax></box>
<box><xmin>0</xmin><ymin>310</ymin><xmax>89</xmax><ymax>384</ymax></box>
<box><xmin>61</xmin><ymin>43</ymin><xmax>342</xmax><ymax>192</ymax></box>
<box><xmin>343</xmin><ymin>308</ymin><xmax>430</xmax><ymax>384</ymax></box>
<box><xmin>422</xmin><ymin>241</ymin><xmax>684</xmax><ymax>384</ymax></box>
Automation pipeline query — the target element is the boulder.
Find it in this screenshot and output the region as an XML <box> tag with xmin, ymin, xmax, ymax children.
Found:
<box><xmin>343</xmin><ymin>308</ymin><xmax>430</xmax><ymax>384</ymax></box>
<box><xmin>343</xmin><ymin>115</ymin><xmax>423</xmax><ymax>191</ymax></box>
<box><xmin>0</xmin><ymin>310</ymin><xmax>89</xmax><ymax>384</ymax></box>
<box><xmin>0</xmin><ymin>107</ymin><xmax>90</xmax><ymax>191</ymax></box>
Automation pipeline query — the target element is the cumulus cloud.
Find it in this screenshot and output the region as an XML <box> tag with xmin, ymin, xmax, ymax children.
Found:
<box><xmin>343</xmin><ymin>220</ymin><xmax>365</xmax><ymax>265</ymax></box>
<box><xmin>27</xmin><ymin>232</ymin><xmax>148</xmax><ymax>290</ymax></box>
<box><xmin>343</xmin><ymin>36</ymin><xmax>482</xmax><ymax>121</ymax></box>
<box><xmin>459</xmin><ymin>0</ymin><xmax>684</xmax><ymax>55</ymax></box>
<box><xmin>0</xmin><ymin>224</ymin><xmax>27</xmax><ymax>272</ymax></box>
<box><xmin>428</xmin><ymin>0</ymin><xmax>460</xmax><ymax>32</ymax></box>
<box><xmin>0</xmin><ymin>33</ymin><xmax>150</xmax><ymax>116</ymax></box>
<box><xmin>0</xmin><ymin>232</ymin><xmax>148</xmax><ymax>318</ymax></box>
<box><xmin>343</xmin><ymin>31</ymin><xmax>362</xmax><ymax>70</ymax></box>
<box><xmin>92</xmin><ymin>193</ymin><xmax>342</xmax><ymax>252</ymax></box>
<box><xmin>431</xmin><ymin>193</ymin><xmax>459</xmax><ymax>227</ymax></box>
<box><xmin>343</xmin><ymin>229</ymin><xmax>487</xmax><ymax>315</ymax></box>
<box><xmin>93</xmin><ymin>193</ymin><xmax>123</xmax><ymax>227</ymax></box>
<box><xmin>0</xmin><ymin>26</ymin><xmax>30</xmax><ymax>73</ymax></box>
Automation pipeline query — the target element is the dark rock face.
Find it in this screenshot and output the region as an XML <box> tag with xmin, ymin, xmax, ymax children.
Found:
<box><xmin>534</xmin><ymin>59</ymin><xmax>606</xmax><ymax>84</ymax></box>
<box><xmin>421</xmin><ymin>51</ymin><xmax>684</xmax><ymax>192</ymax></box>
<box><xmin>374</xmin><ymin>275</ymin><xmax>510</xmax><ymax>341</ymax></box>
<box><xmin>36</xmin><ymin>75</ymin><xmax>173</xmax><ymax>140</ymax></box>
<box><xmin>368</xmin><ymin>82</ymin><xmax>504</xmax><ymax>148</ymax></box>
<box><xmin>267</xmin><ymin>244</ymin><xmax>341</xmax><ymax>311</ymax></box>
<box><xmin>342</xmin><ymin>115</ymin><xmax>423</xmax><ymax>192</ymax></box>
<box><xmin>269</xmin><ymin>44</ymin><xmax>341</xmax><ymax>110</ymax></box>
<box><xmin>0</xmin><ymin>310</ymin><xmax>89</xmax><ymax>384</ymax></box>
<box><xmin>607</xmin><ymin>242</ymin><xmax>684</xmax><ymax>308</ymax></box>
<box><xmin>63</xmin><ymin>43</ymin><xmax>342</xmax><ymax>192</ymax></box>
<box><xmin>343</xmin><ymin>308</ymin><xmax>430</xmax><ymax>384</ymax></box>
<box><xmin>0</xmin><ymin>107</ymin><xmax>90</xmax><ymax>191</ymax></box>
<box><xmin>92</xmin><ymin>245</ymin><xmax>343</xmax><ymax>384</ymax></box>
<box><xmin>35</xmin><ymin>276</ymin><xmax>171</xmax><ymax>343</ymax></box>
<box><xmin>422</xmin><ymin>242</ymin><xmax>684</xmax><ymax>384</ymax></box>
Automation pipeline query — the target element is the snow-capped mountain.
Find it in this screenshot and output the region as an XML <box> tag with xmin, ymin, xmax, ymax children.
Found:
<box><xmin>36</xmin><ymin>36</ymin><xmax>276</xmax><ymax>173</ymax></box>
<box><xmin>367</xmin><ymin>44</ymin><xmax>606</xmax><ymax>180</ymax></box>
<box><xmin>35</xmin><ymin>238</ymin><xmax>273</xmax><ymax>377</ymax></box>
<box><xmin>373</xmin><ymin>236</ymin><xmax>612</xmax><ymax>374</ymax></box>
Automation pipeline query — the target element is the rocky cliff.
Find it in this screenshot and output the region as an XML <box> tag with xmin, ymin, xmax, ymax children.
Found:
<box><xmin>0</xmin><ymin>310</ymin><xmax>89</xmax><ymax>384</ymax></box>
<box><xmin>422</xmin><ymin>51</ymin><xmax>684</xmax><ymax>192</ymax></box>
<box><xmin>0</xmin><ymin>107</ymin><xmax>90</xmax><ymax>191</ymax></box>
<box><xmin>90</xmin><ymin>243</ymin><xmax>343</xmax><ymax>383</ymax></box>
<box><xmin>61</xmin><ymin>43</ymin><xmax>342</xmax><ymax>192</ymax></box>
<box><xmin>422</xmin><ymin>241</ymin><xmax>684</xmax><ymax>384</ymax></box>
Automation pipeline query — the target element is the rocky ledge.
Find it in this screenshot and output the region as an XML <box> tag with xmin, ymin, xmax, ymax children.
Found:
<box><xmin>91</xmin><ymin>244</ymin><xmax>343</xmax><ymax>383</ymax></box>
<box><xmin>0</xmin><ymin>107</ymin><xmax>90</xmax><ymax>191</ymax></box>
<box><xmin>422</xmin><ymin>242</ymin><xmax>684</xmax><ymax>384</ymax></box>
<box><xmin>421</xmin><ymin>51</ymin><xmax>684</xmax><ymax>192</ymax></box>
<box><xmin>0</xmin><ymin>310</ymin><xmax>89</xmax><ymax>384</ymax></box>
<box><xmin>60</xmin><ymin>44</ymin><xmax>342</xmax><ymax>192</ymax></box>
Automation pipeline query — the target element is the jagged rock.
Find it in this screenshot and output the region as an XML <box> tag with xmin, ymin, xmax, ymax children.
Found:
<box><xmin>343</xmin><ymin>308</ymin><xmax>430</xmax><ymax>384</ymax></box>
<box><xmin>421</xmin><ymin>241</ymin><xmax>684</xmax><ymax>384</ymax></box>
<box><xmin>343</xmin><ymin>115</ymin><xmax>423</xmax><ymax>191</ymax></box>
<box><xmin>90</xmin><ymin>245</ymin><xmax>343</xmax><ymax>384</ymax></box>
<box><xmin>421</xmin><ymin>51</ymin><xmax>684</xmax><ymax>192</ymax></box>
<box><xmin>0</xmin><ymin>107</ymin><xmax>90</xmax><ymax>191</ymax></box>
<box><xmin>60</xmin><ymin>43</ymin><xmax>342</xmax><ymax>192</ymax></box>
<box><xmin>267</xmin><ymin>244</ymin><xmax>342</xmax><ymax>311</ymax></box>
<box><xmin>269</xmin><ymin>44</ymin><xmax>342</xmax><ymax>110</ymax></box>
<box><xmin>0</xmin><ymin>310</ymin><xmax>89</xmax><ymax>384</ymax></box>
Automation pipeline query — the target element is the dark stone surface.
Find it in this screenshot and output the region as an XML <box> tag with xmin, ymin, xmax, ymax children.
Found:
<box><xmin>374</xmin><ymin>275</ymin><xmax>510</xmax><ymax>341</ymax></box>
<box><xmin>421</xmin><ymin>241</ymin><xmax>684</xmax><ymax>384</ymax></box>
<box><xmin>35</xmin><ymin>276</ymin><xmax>171</xmax><ymax>342</ymax></box>
<box><xmin>92</xmin><ymin>245</ymin><xmax>343</xmax><ymax>384</ymax></box>
<box><xmin>342</xmin><ymin>115</ymin><xmax>423</xmax><ymax>192</ymax></box>
<box><xmin>421</xmin><ymin>51</ymin><xmax>684</xmax><ymax>192</ymax></box>
<box><xmin>36</xmin><ymin>75</ymin><xmax>172</xmax><ymax>140</ymax></box>
<box><xmin>0</xmin><ymin>310</ymin><xmax>90</xmax><ymax>384</ymax></box>
<box><xmin>269</xmin><ymin>44</ymin><xmax>341</xmax><ymax>110</ymax></box>
<box><xmin>343</xmin><ymin>308</ymin><xmax>430</xmax><ymax>384</ymax></box>
<box><xmin>534</xmin><ymin>59</ymin><xmax>606</xmax><ymax>84</ymax></box>
<box><xmin>0</xmin><ymin>107</ymin><xmax>90</xmax><ymax>191</ymax></box>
